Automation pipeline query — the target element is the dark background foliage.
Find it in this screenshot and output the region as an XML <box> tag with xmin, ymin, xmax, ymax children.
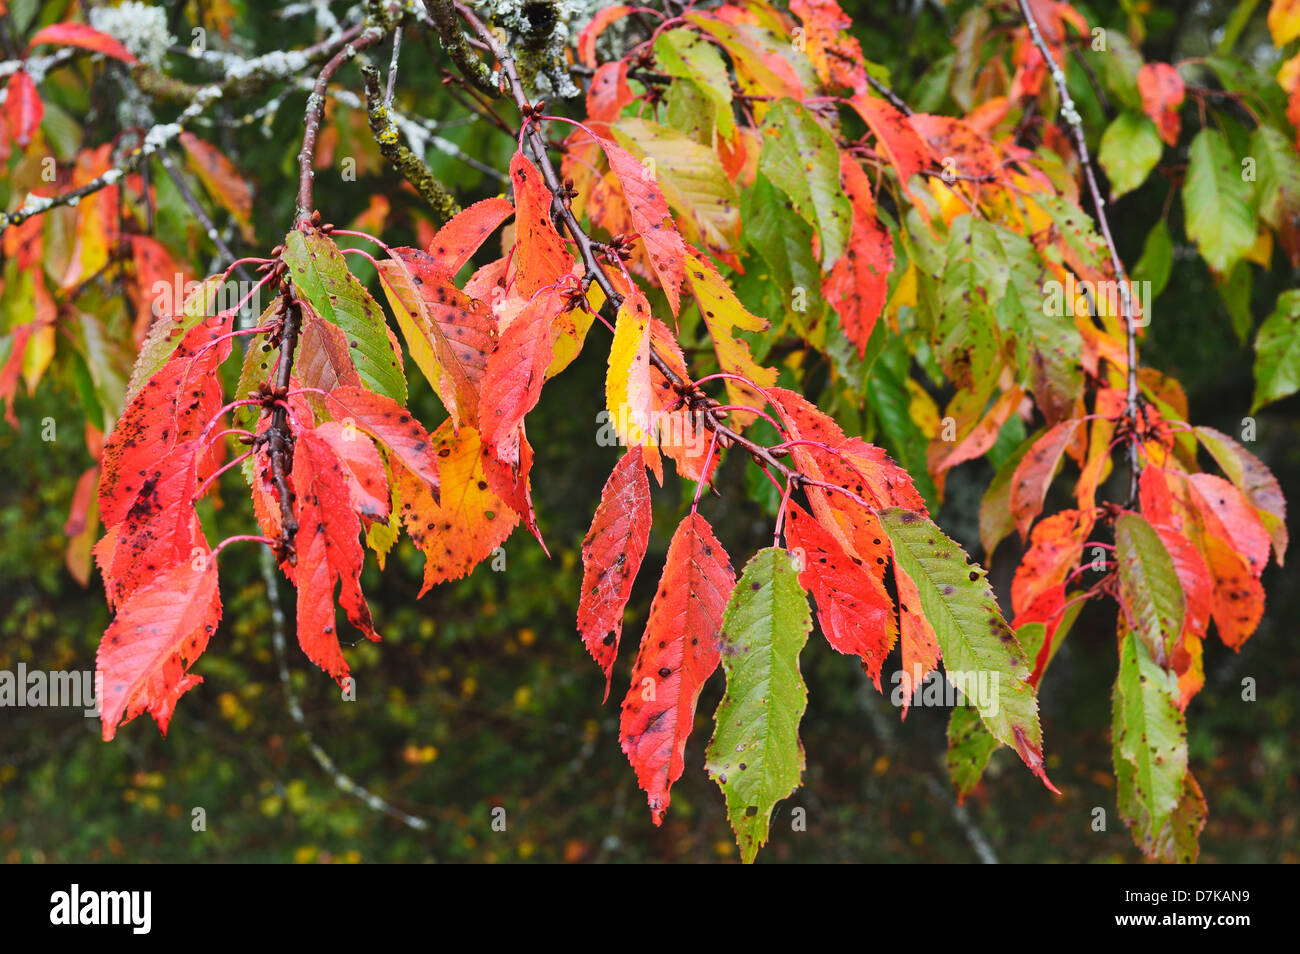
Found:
<box><xmin>1</xmin><ymin>0</ymin><xmax>1296</xmax><ymax>862</ymax></box>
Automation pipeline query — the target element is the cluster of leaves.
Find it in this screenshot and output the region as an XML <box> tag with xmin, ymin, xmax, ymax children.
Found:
<box><xmin>1</xmin><ymin>0</ymin><xmax>1294</xmax><ymax>863</ymax></box>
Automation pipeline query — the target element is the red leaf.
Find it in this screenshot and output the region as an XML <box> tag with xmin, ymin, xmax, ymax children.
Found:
<box><xmin>907</xmin><ymin>113</ymin><xmax>1003</xmax><ymax>179</ymax></box>
<box><xmin>509</xmin><ymin>152</ymin><xmax>573</xmax><ymax>297</ymax></box>
<box><xmin>597</xmin><ymin>137</ymin><xmax>686</xmax><ymax>314</ymax></box>
<box><xmin>577</xmin><ymin>451</ymin><xmax>653</xmax><ymax>697</ymax></box>
<box><xmin>27</xmin><ymin>22</ymin><xmax>138</xmax><ymax>63</ymax></box>
<box><xmin>847</xmin><ymin>94</ymin><xmax>931</xmax><ymax>212</ymax></box>
<box><xmin>892</xmin><ymin>555</ymin><xmax>941</xmax><ymax>717</ymax></box>
<box><xmin>823</xmin><ymin>155</ymin><xmax>894</xmax><ymax>356</ymax></box>
<box><xmin>3</xmin><ymin>70</ymin><xmax>42</xmax><ymax>148</ymax></box>
<box><xmin>785</xmin><ymin>502</ymin><xmax>896</xmax><ymax>689</ymax></box>
<box><xmin>1138</xmin><ymin>63</ymin><xmax>1184</xmax><ymax>147</ymax></box>
<box><xmin>99</xmin><ymin>317</ymin><xmax>233</xmax><ymax>528</ymax></box>
<box><xmin>1195</xmin><ymin>426</ymin><xmax>1287</xmax><ymax>565</ymax></box>
<box><xmin>1011</xmin><ymin>509</ymin><xmax>1092</xmax><ymax>617</ymax></box>
<box><xmin>1010</xmin><ymin>419</ymin><xmax>1082</xmax><ymax>542</ymax></box>
<box><xmin>323</xmin><ymin>385</ymin><xmax>441</xmax><ymax>500</ymax></box>
<box><xmin>426</xmin><ymin>197</ymin><xmax>515</xmax><ymax>274</ymax></box>
<box><xmin>313</xmin><ymin>420</ymin><xmax>390</xmax><ymax>520</ymax></box>
<box><xmin>1202</xmin><ymin>535</ymin><xmax>1265</xmax><ymax>649</ymax></box>
<box><xmin>646</xmin><ymin>317</ymin><xmax>718</xmax><ymax>484</ymax></box>
<box><xmin>379</xmin><ymin>247</ymin><xmax>494</xmax><ymax>427</ymax></box>
<box><xmin>179</xmin><ymin>132</ymin><xmax>254</xmax><ymax>239</ymax></box>
<box><xmin>97</xmin><ymin>557</ymin><xmax>221</xmax><ymax>740</ymax></box>
<box><xmin>1185</xmin><ymin>473</ymin><xmax>1271</xmax><ymax>579</ymax></box>
<box><xmin>577</xmin><ymin>6</ymin><xmax>631</xmax><ymax>67</ymax></box>
<box><xmin>478</xmin><ymin>287</ymin><xmax>562</xmax><ymax>462</ymax></box>
<box><xmin>98</xmin><ymin>439</ymin><xmax>206</xmax><ymax>609</ymax></box>
<box><xmin>620</xmin><ymin>512</ymin><xmax>735</xmax><ymax>824</ymax></box>
<box><xmin>290</xmin><ymin>426</ymin><xmax>380</xmax><ymax>681</ymax></box>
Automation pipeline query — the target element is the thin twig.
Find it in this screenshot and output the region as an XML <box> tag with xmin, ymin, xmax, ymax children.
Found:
<box><xmin>1017</xmin><ymin>0</ymin><xmax>1141</xmax><ymax>504</ymax></box>
<box><xmin>296</xmin><ymin>26</ymin><xmax>385</xmax><ymax>224</ymax></box>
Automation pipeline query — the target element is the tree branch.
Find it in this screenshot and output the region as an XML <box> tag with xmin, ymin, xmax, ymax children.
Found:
<box><xmin>296</xmin><ymin>27</ymin><xmax>385</xmax><ymax>224</ymax></box>
<box><xmin>361</xmin><ymin>64</ymin><xmax>462</xmax><ymax>224</ymax></box>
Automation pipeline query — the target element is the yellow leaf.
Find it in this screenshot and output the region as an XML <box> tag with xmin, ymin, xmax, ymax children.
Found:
<box><xmin>682</xmin><ymin>248</ymin><xmax>778</xmax><ymax>426</ymax></box>
<box><xmin>605</xmin><ymin>289</ymin><xmax>656</xmax><ymax>448</ymax></box>
<box><xmin>21</xmin><ymin>323</ymin><xmax>54</xmax><ymax>392</ymax></box>
<box><xmin>394</xmin><ymin>422</ymin><xmax>519</xmax><ymax>594</ymax></box>
<box><xmin>1245</xmin><ymin>227</ymin><xmax>1274</xmax><ymax>267</ymax></box>
<box><xmin>905</xmin><ymin>377</ymin><xmax>940</xmax><ymax>438</ymax></box>
<box><xmin>1269</xmin><ymin>0</ymin><xmax>1300</xmax><ymax>48</ymax></box>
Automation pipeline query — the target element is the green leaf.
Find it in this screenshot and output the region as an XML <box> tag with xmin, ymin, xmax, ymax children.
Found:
<box><xmin>1115</xmin><ymin>513</ymin><xmax>1186</xmax><ymax>668</ymax></box>
<box><xmin>705</xmin><ymin>547</ymin><xmax>811</xmax><ymax>863</ymax></box>
<box><xmin>1100</xmin><ymin>33</ymin><xmax>1144</xmax><ymax>110</ymax></box>
<box><xmin>1112</xmin><ymin>626</ymin><xmax>1189</xmax><ymax>857</ymax></box>
<box><xmin>654</xmin><ymin>29</ymin><xmax>734</xmax><ymax>137</ymax></box>
<box><xmin>1183</xmin><ymin>127</ymin><xmax>1257</xmax><ymax>275</ymax></box>
<box><xmin>1252</xmin><ymin>289</ymin><xmax>1300</xmax><ymax>410</ymax></box>
<box><xmin>1099</xmin><ymin>111</ymin><xmax>1163</xmax><ymax>198</ymax></box>
<box><xmin>989</xmin><ymin>221</ymin><xmax>1082</xmax><ymax>424</ymax></box>
<box><xmin>1251</xmin><ymin>124</ymin><xmax>1300</xmax><ymax>232</ymax></box>
<box><xmin>123</xmin><ymin>276</ymin><xmax>226</xmax><ymax>402</ymax></box>
<box><xmin>613</xmin><ymin>118</ymin><xmax>739</xmax><ymax>254</ymax></box>
<box><xmin>879</xmin><ymin>509</ymin><xmax>1048</xmax><ymax>783</ymax></box>
<box><xmin>935</xmin><ymin>215</ymin><xmax>1004</xmax><ymax>389</ymax></box>
<box><xmin>1132</xmin><ymin>219</ymin><xmax>1173</xmax><ymax>300</ymax></box>
<box><xmin>1217</xmin><ymin>261</ymin><xmax>1253</xmax><ymax>344</ymax></box>
<box><xmin>757</xmin><ymin>99</ymin><xmax>852</xmax><ymax>268</ymax></box>
<box><xmin>282</xmin><ymin>229</ymin><xmax>406</xmax><ymax>404</ymax></box>
<box><xmin>741</xmin><ymin>173</ymin><xmax>820</xmax><ymax>303</ymax></box>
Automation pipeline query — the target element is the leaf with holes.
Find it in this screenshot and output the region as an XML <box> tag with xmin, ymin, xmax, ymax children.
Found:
<box><xmin>578</xmin><ymin>451</ymin><xmax>653</xmax><ymax>698</ymax></box>
<box><xmin>621</xmin><ymin>511</ymin><xmax>734</xmax><ymax>824</ymax></box>
<box><xmin>880</xmin><ymin>508</ymin><xmax>1054</xmax><ymax>790</ymax></box>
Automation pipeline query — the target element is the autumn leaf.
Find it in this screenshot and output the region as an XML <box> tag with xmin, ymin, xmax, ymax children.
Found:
<box><xmin>394</xmin><ymin>421</ymin><xmax>519</xmax><ymax>593</ymax></box>
<box><xmin>376</xmin><ymin>246</ymin><xmax>493</xmax><ymax>427</ymax></box>
<box><xmin>848</xmin><ymin>94</ymin><xmax>931</xmax><ymax>213</ymax></box>
<box><xmin>784</xmin><ymin>502</ymin><xmax>896</xmax><ymax>689</ymax></box>
<box><xmin>605</xmin><ymin>288</ymin><xmax>657</xmax><ymax>449</ymax></box>
<box><xmin>322</xmin><ymin>385</ymin><xmax>441</xmax><ymax>499</ymax></box>
<box><xmin>478</xmin><ymin>287</ymin><xmax>562</xmax><ymax>465</ymax></box>
<box><xmin>509</xmin><ymin>151</ymin><xmax>573</xmax><ymax>296</ymax></box>
<box><xmin>621</xmin><ymin>511</ymin><xmax>735</xmax><ymax>824</ymax></box>
<box><xmin>578</xmin><ymin>451</ymin><xmax>653</xmax><ymax>697</ymax></box>
<box><xmin>100</xmin><ymin>317</ymin><xmax>233</xmax><ymax>530</ymax></box>
<box><xmin>1009</xmin><ymin>419</ymin><xmax>1082</xmax><ymax>542</ymax></box>
<box><xmin>289</xmin><ymin>426</ymin><xmax>381</xmax><ymax>681</ymax></box>
<box><xmin>426</xmin><ymin>197</ymin><xmax>514</xmax><ymax>274</ymax></box>
<box><xmin>1136</xmin><ymin>63</ymin><xmax>1185</xmax><ymax>147</ymax></box>
<box><xmin>823</xmin><ymin>155</ymin><xmax>894</xmax><ymax>357</ymax></box>
<box><xmin>97</xmin><ymin>556</ymin><xmax>221</xmax><ymax>740</ymax></box>
<box><xmin>3</xmin><ymin>70</ymin><xmax>42</xmax><ymax>148</ymax></box>
<box><xmin>180</xmin><ymin>132</ymin><xmax>254</xmax><ymax>240</ymax></box>
<box><xmin>682</xmin><ymin>247</ymin><xmax>778</xmax><ymax>424</ymax></box>
<box><xmin>594</xmin><ymin>137</ymin><xmax>687</xmax><ymax>314</ymax></box>
<box><xmin>27</xmin><ymin>21</ymin><xmax>138</xmax><ymax>63</ymax></box>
